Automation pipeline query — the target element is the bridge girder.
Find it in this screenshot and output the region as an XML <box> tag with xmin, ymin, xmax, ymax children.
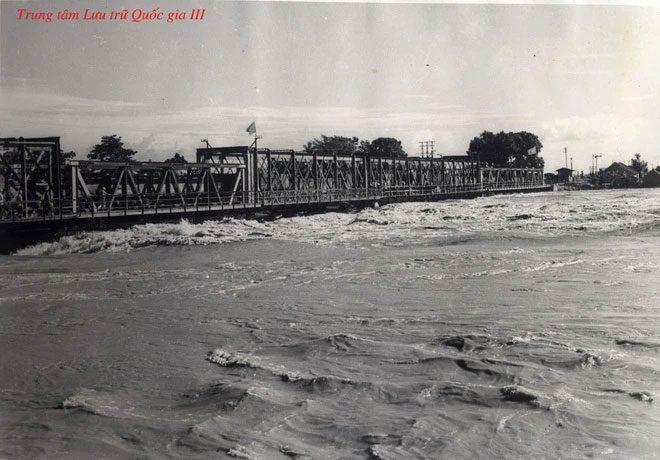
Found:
<box><xmin>0</xmin><ymin>137</ymin><xmax>545</xmax><ymax>222</ymax></box>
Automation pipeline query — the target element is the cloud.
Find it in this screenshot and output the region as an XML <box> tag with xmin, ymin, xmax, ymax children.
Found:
<box><xmin>538</xmin><ymin>114</ymin><xmax>621</xmax><ymax>143</ymax></box>
<box><xmin>1</xmin><ymin>83</ymin><xmax>536</xmax><ymax>157</ymax></box>
<box><xmin>0</xmin><ymin>85</ymin><xmax>144</xmax><ymax>115</ymax></box>
<box><xmin>536</xmin><ymin>113</ymin><xmax>659</xmax><ymax>172</ymax></box>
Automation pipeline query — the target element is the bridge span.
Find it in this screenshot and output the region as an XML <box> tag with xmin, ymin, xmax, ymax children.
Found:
<box><xmin>1</xmin><ymin>137</ymin><xmax>550</xmax><ymax>252</ymax></box>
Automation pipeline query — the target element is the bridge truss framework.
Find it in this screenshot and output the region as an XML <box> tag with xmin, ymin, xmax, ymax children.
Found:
<box><xmin>1</xmin><ymin>137</ymin><xmax>546</xmax><ymax>223</ymax></box>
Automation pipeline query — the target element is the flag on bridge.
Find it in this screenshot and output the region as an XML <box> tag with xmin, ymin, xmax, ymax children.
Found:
<box><xmin>246</xmin><ymin>121</ymin><xmax>256</xmax><ymax>135</ymax></box>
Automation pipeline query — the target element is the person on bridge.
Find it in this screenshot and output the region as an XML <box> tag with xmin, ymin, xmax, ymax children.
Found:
<box><xmin>97</xmin><ymin>185</ymin><xmax>108</xmax><ymax>209</ymax></box>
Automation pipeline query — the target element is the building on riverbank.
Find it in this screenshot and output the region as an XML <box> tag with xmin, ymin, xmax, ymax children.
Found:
<box><xmin>556</xmin><ymin>167</ymin><xmax>574</xmax><ymax>183</ymax></box>
<box><xmin>642</xmin><ymin>169</ymin><xmax>660</xmax><ymax>188</ymax></box>
<box><xmin>600</xmin><ymin>162</ymin><xmax>640</xmax><ymax>188</ymax></box>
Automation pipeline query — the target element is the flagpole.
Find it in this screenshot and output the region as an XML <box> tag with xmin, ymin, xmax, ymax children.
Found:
<box><xmin>253</xmin><ymin>131</ymin><xmax>258</xmax><ymax>205</ymax></box>
<box><xmin>247</xmin><ymin>122</ymin><xmax>261</xmax><ymax>205</ymax></box>
<box><xmin>254</xmin><ymin>132</ymin><xmax>258</xmax><ymax>204</ymax></box>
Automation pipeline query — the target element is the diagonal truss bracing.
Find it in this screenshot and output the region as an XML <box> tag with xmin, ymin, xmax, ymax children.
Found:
<box><xmin>1</xmin><ymin>137</ymin><xmax>546</xmax><ymax>222</ymax></box>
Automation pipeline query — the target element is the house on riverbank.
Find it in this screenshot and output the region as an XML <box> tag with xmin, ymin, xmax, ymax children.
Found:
<box><xmin>555</xmin><ymin>167</ymin><xmax>574</xmax><ymax>183</ymax></box>
<box><xmin>643</xmin><ymin>169</ymin><xmax>660</xmax><ymax>188</ymax></box>
<box><xmin>601</xmin><ymin>162</ymin><xmax>640</xmax><ymax>188</ymax></box>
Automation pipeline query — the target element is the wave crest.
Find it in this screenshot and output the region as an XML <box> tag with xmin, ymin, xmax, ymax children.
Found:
<box><xmin>15</xmin><ymin>189</ymin><xmax>660</xmax><ymax>255</ymax></box>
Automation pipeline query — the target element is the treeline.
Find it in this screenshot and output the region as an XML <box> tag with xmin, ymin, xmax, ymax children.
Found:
<box><xmin>629</xmin><ymin>153</ymin><xmax>658</xmax><ymax>175</ymax></box>
<box><xmin>303</xmin><ymin>136</ymin><xmax>407</xmax><ymax>158</ymax></box>
<box><xmin>466</xmin><ymin>131</ymin><xmax>544</xmax><ymax>169</ymax></box>
<box><xmin>63</xmin><ymin>134</ymin><xmax>410</xmax><ymax>163</ymax></box>
<box><xmin>61</xmin><ymin>134</ymin><xmax>186</xmax><ymax>164</ymax></box>
<box><xmin>63</xmin><ymin>130</ymin><xmax>547</xmax><ymax>169</ymax></box>
<box><xmin>302</xmin><ymin>132</ymin><xmax>544</xmax><ymax>169</ymax></box>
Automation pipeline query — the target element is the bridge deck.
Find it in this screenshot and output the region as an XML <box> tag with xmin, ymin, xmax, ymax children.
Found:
<box><xmin>2</xmin><ymin>183</ymin><xmax>550</xmax><ymax>225</ymax></box>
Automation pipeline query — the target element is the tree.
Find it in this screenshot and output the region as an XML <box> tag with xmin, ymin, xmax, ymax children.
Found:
<box><xmin>303</xmin><ymin>135</ymin><xmax>359</xmax><ymax>156</ymax></box>
<box><xmin>466</xmin><ymin>131</ymin><xmax>544</xmax><ymax>168</ymax></box>
<box><xmin>303</xmin><ymin>135</ymin><xmax>408</xmax><ymax>158</ymax></box>
<box><xmin>164</xmin><ymin>152</ymin><xmax>187</xmax><ymax>163</ymax></box>
<box><xmin>630</xmin><ymin>153</ymin><xmax>648</xmax><ymax>175</ymax></box>
<box><xmin>58</xmin><ymin>150</ymin><xmax>76</xmax><ymax>168</ymax></box>
<box><xmin>88</xmin><ymin>135</ymin><xmax>136</xmax><ymax>162</ymax></box>
<box><xmin>358</xmin><ymin>137</ymin><xmax>407</xmax><ymax>158</ymax></box>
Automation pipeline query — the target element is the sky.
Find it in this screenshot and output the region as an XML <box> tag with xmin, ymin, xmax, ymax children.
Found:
<box><xmin>1</xmin><ymin>0</ymin><xmax>659</xmax><ymax>173</ymax></box>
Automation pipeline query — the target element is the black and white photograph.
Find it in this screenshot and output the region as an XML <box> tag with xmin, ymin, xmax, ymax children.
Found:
<box><xmin>1</xmin><ymin>0</ymin><xmax>659</xmax><ymax>458</ymax></box>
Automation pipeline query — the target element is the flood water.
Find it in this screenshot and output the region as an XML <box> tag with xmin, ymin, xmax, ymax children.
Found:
<box><xmin>1</xmin><ymin>189</ymin><xmax>659</xmax><ymax>459</ymax></box>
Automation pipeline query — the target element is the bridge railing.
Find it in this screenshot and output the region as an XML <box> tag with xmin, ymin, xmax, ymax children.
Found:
<box><xmin>0</xmin><ymin>181</ymin><xmax>548</xmax><ymax>223</ymax></box>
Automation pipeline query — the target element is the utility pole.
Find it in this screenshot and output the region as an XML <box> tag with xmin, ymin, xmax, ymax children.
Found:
<box><xmin>419</xmin><ymin>141</ymin><xmax>435</xmax><ymax>158</ymax></box>
<box><xmin>591</xmin><ymin>153</ymin><xmax>596</xmax><ymax>176</ymax></box>
<box><xmin>564</xmin><ymin>147</ymin><xmax>568</xmax><ymax>169</ymax></box>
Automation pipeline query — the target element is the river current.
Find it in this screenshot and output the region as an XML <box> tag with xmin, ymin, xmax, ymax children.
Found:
<box><xmin>1</xmin><ymin>189</ymin><xmax>659</xmax><ymax>459</ymax></box>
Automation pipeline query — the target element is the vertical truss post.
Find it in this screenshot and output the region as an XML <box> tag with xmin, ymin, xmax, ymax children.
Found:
<box><xmin>55</xmin><ymin>141</ymin><xmax>62</xmax><ymax>217</ymax></box>
<box><xmin>312</xmin><ymin>152</ymin><xmax>319</xmax><ymax>201</ymax></box>
<box><xmin>474</xmin><ymin>159</ymin><xmax>479</xmax><ymax>186</ymax></box>
<box><xmin>20</xmin><ymin>144</ymin><xmax>27</xmax><ymax>218</ymax></box>
<box><xmin>46</xmin><ymin>148</ymin><xmax>53</xmax><ymax>216</ymax></box>
<box><xmin>333</xmin><ymin>152</ymin><xmax>338</xmax><ymax>195</ymax></box>
<box><xmin>441</xmin><ymin>159</ymin><xmax>446</xmax><ymax>187</ymax></box>
<box><xmin>430</xmin><ymin>156</ymin><xmax>435</xmax><ymax>187</ymax></box>
<box><xmin>405</xmin><ymin>158</ymin><xmax>411</xmax><ymax>193</ymax></box>
<box><xmin>124</xmin><ymin>166</ymin><xmax>129</xmax><ymax>215</ymax></box>
<box><xmin>266</xmin><ymin>149</ymin><xmax>272</xmax><ymax>197</ymax></box>
<box><xmin>476</xmin><ymin>157</ymin><xmax>482</xmax><ymax>190</ymax></box>
<box><xmin>252</xmin><ymin>145</ymin><xmax>259</xmax><ymax>205</ymax></box>
<box><xmin>392</xmin><ymin>159</ymin><xmax>397</xmax><ymax>189</ymax></box>
<box><xmin>71</xmin><ymin>164</ymin><xmax>78</xmax><ymax>214</ymax></box>
<box><xmin>291</xmin><ymin>151</ymin><xmax>297</xmax><ymax>192</ymax></box>
<box><xmin>207</xmin><ymin>167</ymin><xmax>211</xmax><ymax>210</ymax></box>
<box><xmin>378</xmin><ymin>156</ymin><xmax>383</xmax><ymax>191</ymax></box>
<box><xmin>242</xmin><ymin>151</ymin><xmax>249</xmax><ymax>200</ymax></box>
<box><xmin>351</xmin><ymin>152</ymin><xmax>356</xmax><ymax>192</ymax></box>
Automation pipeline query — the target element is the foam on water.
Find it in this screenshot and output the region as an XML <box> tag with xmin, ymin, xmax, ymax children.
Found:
<box><xmin>14</xmin><ymin>189</ymin><xmax>660</xmax><ymax>255</ymax></box>
<box><xmin>207</xmin><ymin>349</ymin><xmax>257</xmax><ymax>368</ymax></box>
<box><xmin>3</xmin><ymin>188</ymin><xmax>660</xmax><ymax>459</ymax></box>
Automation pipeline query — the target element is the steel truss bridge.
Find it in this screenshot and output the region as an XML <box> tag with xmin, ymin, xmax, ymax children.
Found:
<box><xmin>1</xmin><ymin>137</ymin><xmax>548</xmax><ymax>237</ymax></box>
